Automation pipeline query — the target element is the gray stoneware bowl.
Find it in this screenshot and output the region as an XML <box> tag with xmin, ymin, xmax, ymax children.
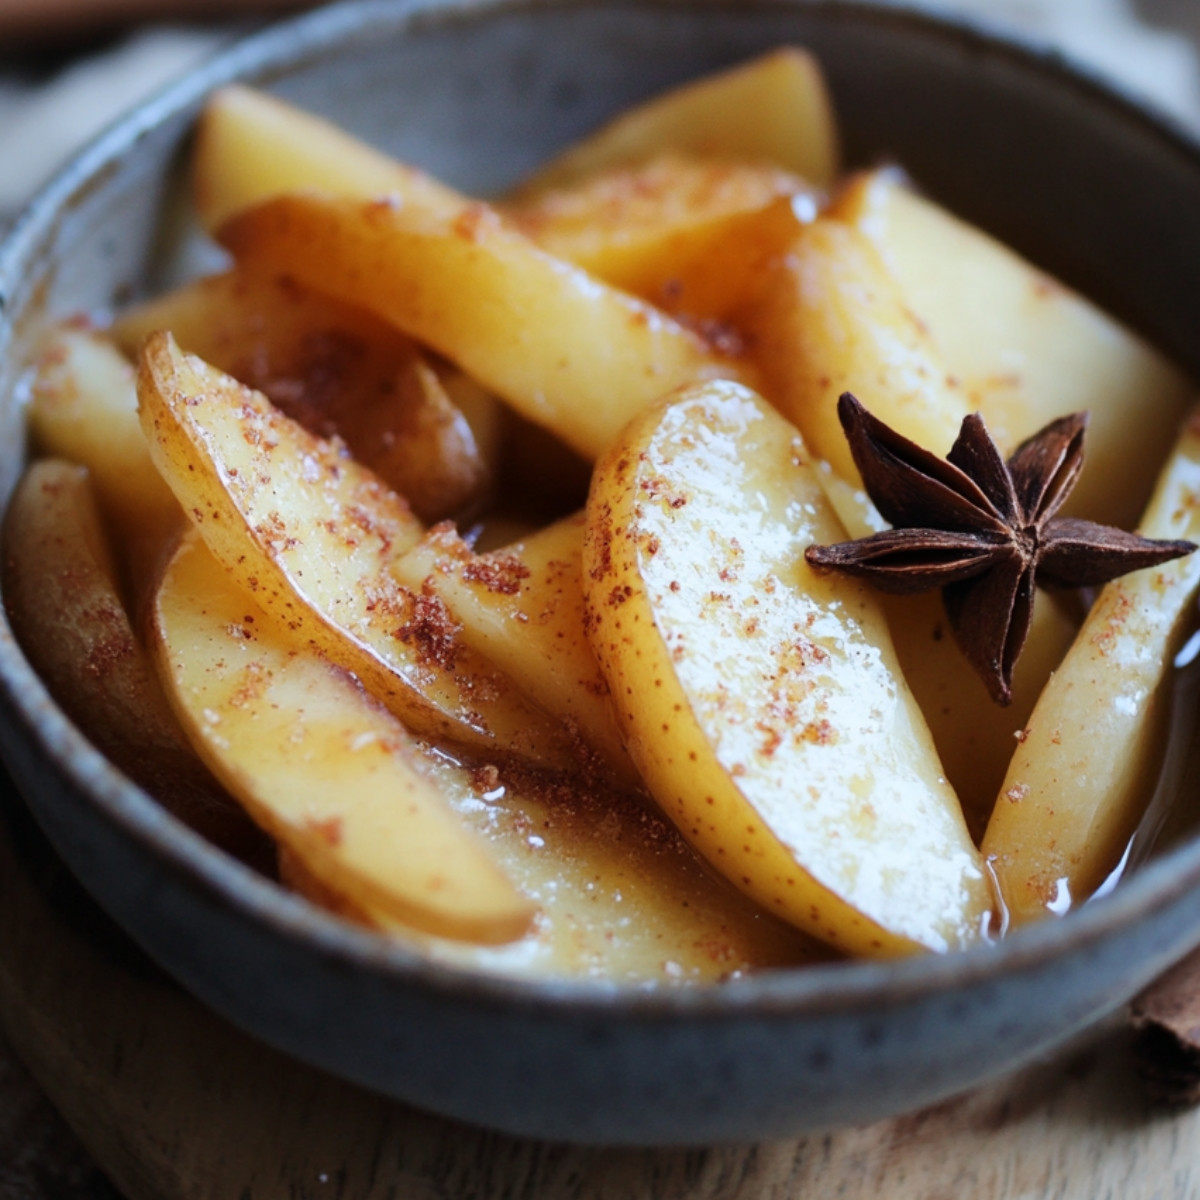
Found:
<box><xmin>3</xmin><ymin>0</ymin><xmax>1200</xmax><ymax>1146</ymax></box>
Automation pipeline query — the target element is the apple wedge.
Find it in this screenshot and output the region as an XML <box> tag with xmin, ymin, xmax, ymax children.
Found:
<box><xmin>511</xmin><ymin>47</ymin><xmax>840</xmax><ymax>195</ymax></box>
<box><xmin>505</xmin><ymin>153</ymin><xmax>815</xmax><ymax>306</ymax></box>
<box><xmin>982</xmin><ymin>408</ymin><xmax>1200</xmax><ymax>925</ymax></box>
<box><xmin>885</xmin><ymin>590</ymin><xmax>1078</xmax><ymax>843</ymax></box>
<box><xmin>151</xmin><ymin>530</ymin><xmax>533</xmax><ymax>943</ymax></box>
<box><xmin>192</xmin><ymin>84</ymin><xmax>470</xmax><ymax>232</ymax></box>
<box><xmin>26</xmin><ymin>324</ymin><xmax>182</xmax><ymax>587</ymax></box>
<box><xmin>833</xmin><ymin>169</ymin><xmax>1195</xmax><ymax>529</ymax></box>
<box><xmin>1</xmin><ymin>460</ymin><xmax>265</xmax><ymax>861</ymax></box>
<box><xmin>583</xmin><ymin>380</ymin><xmax>991</xmax><ymax>955</ymax></box>
<box><xmin>390</xmin><ymin>513</ymin><xmax>637</xmax><ymax>787</ymax></box>
<box><xmin>816</xmin><ymin>477</ymin><xmax>1080</xmax><ymax>842</ymax></box>
<box><xmin>137</xmin><ymin>331</ymin><xmax>579</xmax><ymax>768</ymax></box>
<box><xmin>217</xmin><ymin>191</ymin><xmax>752</xmax><ymax>460</ymax></box>
<box><xmin>736</xmin><ymin>215</ymin><xmax>970</xmax><ymax>486</ymax></box>
<box><xmin>115</xmin><ymin>268</ymin><xmax>495</xmax><ymax>522</ymax></box>
<box><xmin>278</xmin><ymin>749</ymin><xmax>833</xmax><ymax>983</ymax></box>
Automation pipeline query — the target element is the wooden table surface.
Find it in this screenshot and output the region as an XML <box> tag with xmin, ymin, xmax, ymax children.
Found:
<box><xmin>2</xmin><ymin>769</ymin><xmax>1200</xmax><ymax>1200</ymax></box>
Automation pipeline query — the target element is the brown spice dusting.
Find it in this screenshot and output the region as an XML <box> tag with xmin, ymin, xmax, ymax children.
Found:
<box><xmin>78</xmin><ymin>605</ymin><xmax>136</xmax><ymax>680</ymax></box>
<box><xmin>453</xmin><ymin>203</ymin><xmax>500</xmax><ymax>242</ymax></box>
<box><xmin>588</xmin><ymin>507</ymin><xmax>614</xmax><ymax>582</ymax></box>
<box><xmin>307</xmin><ymin>816</ymin><xmax>345</xmax><ymax>846</ymax></box>
<box><xmin>463</xmin><ymin>552</ymin><xmax>531</xmax><ymax>595</ymax></box>
<box><xmin>470</xmin><ymin>763</ymin><xmax>502</xmax><ymax>795</ymax></box>
<box><xmin>796</xmin><ymin>715</ymin><xmax>835</xmax><ymax>744</ymax></box>
<box><xmin>393</xmin><ymin>585</ymin><xmax>461</xmax><ymax>672</ymax></box>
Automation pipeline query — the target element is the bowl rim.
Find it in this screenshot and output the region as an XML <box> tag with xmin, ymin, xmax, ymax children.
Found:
<box><xmin>3</xmin><ymin>0</ymin><xmax>1200</xmax><ymax>1020</ymax></box>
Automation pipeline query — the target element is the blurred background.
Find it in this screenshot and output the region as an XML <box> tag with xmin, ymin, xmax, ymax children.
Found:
<box><xmin>2</xmin><ymin>0</ymin><xmax>1200</xmax><ymax>224</ymax></box>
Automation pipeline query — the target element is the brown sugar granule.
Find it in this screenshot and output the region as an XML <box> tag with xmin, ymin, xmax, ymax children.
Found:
<box><xmin>306</xmin><ymin>816</ymin><xmax>345</xmax><ymax>847</ymax></box>
<box><xmin>78</xmin><ymin>601</ymin><xmax>137</xmax><ymax>682</ymax></box>
<box><xmin>462</xmin><ymin>552</ymin><xmax>531</xmax><ymax>595</ymax></box>
<box><xmin>393</xmin><ymin>585</ymin><xmax>461</xmax><ymax>672</ymax></box>
<box><xmin>470</xmin><ymin>763</ymin><xmax>503</xmax><ymax>795</ymax></box>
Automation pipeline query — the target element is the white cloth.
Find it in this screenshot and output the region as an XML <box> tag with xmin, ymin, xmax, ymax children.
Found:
<box><xmin>0</xmin><ymin>1</ymin><xmax>1199</xmax><ymax>221</ymax></box>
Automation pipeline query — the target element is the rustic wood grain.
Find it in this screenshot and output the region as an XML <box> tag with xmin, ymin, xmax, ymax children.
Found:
<box><xmin>1</xmin><ymin>774</ymin><xmax>1199</xmax><ymax>1200</ymax></box>
<box><xmin>0</xmin><ymin>1025</ymin><xmax>118</xmax><ymax>1200</ymax></box>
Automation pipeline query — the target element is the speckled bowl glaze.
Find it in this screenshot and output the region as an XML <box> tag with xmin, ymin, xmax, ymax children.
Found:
<box><xmin>3</xmin><ymin>0</ymin><xmax>1200</xmax><ymax>1146</ymax></box>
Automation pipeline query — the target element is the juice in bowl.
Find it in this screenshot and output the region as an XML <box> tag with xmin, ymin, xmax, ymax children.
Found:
<box><xmin>3</xmin><ymin>0</ymin><xmax>1200</xmax><ymax>1144</ymax></box>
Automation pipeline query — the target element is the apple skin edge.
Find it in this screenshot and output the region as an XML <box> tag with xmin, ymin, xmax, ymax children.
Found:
<box><xmin>583</xmin><ymin>380</ymin><xmax>993</xmax><ymax>957</ymax></box>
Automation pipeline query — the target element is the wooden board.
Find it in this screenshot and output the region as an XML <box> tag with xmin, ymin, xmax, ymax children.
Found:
<box><xmin>1</xmin><ymin>776</ymin><xmax>1200</xmax><ymax>1200</ymax></box>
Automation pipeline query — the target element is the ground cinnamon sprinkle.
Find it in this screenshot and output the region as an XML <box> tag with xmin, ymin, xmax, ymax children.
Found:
<box><xmin>306</xmin><ymin>815</ymin><xmax>345</xmax><ymax>847</ymax></box>
<box><xmin>393</xmin><ymin>585</ymin><xmax>461</xmax><ymax>672</ymax></box>
<box><xmin>470</xmin><ymin>763</ymin><xmax>502</xmax><ymax>794</ymax></box>
<box><xmin>462</xmin><ymin>552</ymin><xmax>530</xmax><ymax>595</ymax></box>
<box><xmin>71</xmin><ymin>589</ymin><xmax>133</xmax><ymax>679</ymax></box>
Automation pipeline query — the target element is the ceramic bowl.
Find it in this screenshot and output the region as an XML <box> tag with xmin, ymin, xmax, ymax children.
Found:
<box><xmin>3</xmin><ymin>0</ymin><xmax>1200</xmax><ymax>1146</ymax></box>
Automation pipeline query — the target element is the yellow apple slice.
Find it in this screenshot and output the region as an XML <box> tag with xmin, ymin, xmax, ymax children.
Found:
<box><xmin>886</xmin><ymin>590</ymin><xmax>1078</xmax><ymax>843</ymax></box>
<box><xmin>26</xmin><ymin>324</ymin><xmax>182</xmax><ymax>587</ymax></box>
<box><xmin>504</xmin><ymin>153</ymin><xmax>815</xmax><ymax>306</ymax></box>
<box><xmin>1</xmin><ymin>459</ymin><xmax>265</xmax><ymax>861</ymax></box>
<box><xmin>982</xmin><ymin>408</ymin><xmax>1200</xmax><ymax>925</ymax></box>
<box><xmin>583</xmin><ymin>379</ymin><xmax>992</xmax><ymax>956</ymax></box>
<box><xmin>390</xmin><ymin>513</ymin><xmax>637</xmax><ymax>787</ymax></box>
<box><xmin>736</xmin><ymin>215</ymin><xmax>970</xmax><ymax>485</ymax></box>
<box><xmin>834</xmin><ymin>169</ymin><xmax>1195</xmax><ymax>529</ymax></box>
<box><xmin>217</xmin><ymin>192</ymin><xmax>752</xmax><ymax>460</ymax></box>
<box><xmin>152</xmin><ymin>530</ymin><xmax>533</xmax><ymax>944</ymax></box>
<box><xmin>512</xmin><ymin>47</ymin><xmax>840</xmax><ymax>195</ymax></box>
<box><xmin>115</xmin><ymin>268</ymin><xmax>495</xmax><ymax>522</ymax></box>
<box><xmin>818</xmin><ymin>476</ymin><xmax>1080</xmax><ymax>842</ymax></box>
<box><xmin>136</xmin><ymin>332</ymin><xmax>578</xmax><ymax>768</ymax></box>
<box><xmin>279</xmin><ymin>749</ymin><xmax>834</xmax><ymax>983</ymax></box>
<box><xmin>192</xmin><ymin>84</ymin><xmax>470</xmax><ymax>232</ymax></box>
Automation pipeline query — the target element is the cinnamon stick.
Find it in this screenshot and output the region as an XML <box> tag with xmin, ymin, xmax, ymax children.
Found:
<box><xmin>1131</xmin><ymin>945</ymin><xmax>1200</xmax><ymax>1104</ymax></box>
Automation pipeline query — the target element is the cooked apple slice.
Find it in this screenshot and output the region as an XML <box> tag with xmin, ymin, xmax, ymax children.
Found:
<box><xmin>886</xmin><ymin>590</ymin><xmax>1078</xmax><ymax>843</ymax></box>
<box><xmin>151</xmin><ymin>530</ymin><xmax>533</xmax><ymax>943</ymax></box>
<box><xmin>280</xmin><ymin>740</ymin><xmax>833</xmax><ymax>981</ymax></box>
<box><xmin>982</xmin><ymin>409</ymin><xmax>1200</xmax><ymax>925</ymax></box>
<box><xmin>504</xmin><ymin>153</ymin><xmax>815</xmax><ymax>306</ymax></box>
<box><xmin>833</xmin><ymin>169</ymin><xmax>1195</xmax><ymax>529</ymax></box>
<box><xmin>192</xmin><ymin>84</ymin><xmax>470</xmax><ymax>232</ymax></box>
<box><xmin>390</xmin><ymin>513</ymin><xmax>637</xmax><ymax>787</ymax></box>
<box><xmin>2</xmin><ymin>460</ymin><xmax>265</xmax><ymax>861</ymax></box>
<box><xmin>512</xmin><ymin>47</ymin><xmax>839</xmax><ymax>195</ymax></box>
<box><xmin>583</xmin><ymin>379</ymin><xmax>992</xmax><ymax>955</ymax></box>
<box><xmin>137</xmin><ymin>332</ymin><xmax>579</xmax><ymax>768</ymax></box>
<box><xmin>736</xmin><ymin>215</ymin><xmax>970</xmax><ymax>485</ymax></box>
<box><xmin>817</xmin><ymin>475</ymin><xmax>1080</xmax><ymax>842</ymax></box>
<box><xmin>26</xmin><ymin>324</ymin><xmax>181</xmax><ymax>586</ymax></box>
<box><xmin>217</xmin><ymin>192</ymin><xmax>752</xmax><ymax>460</ymax></box>
<box><xmin>115</xmin><ymin>269</ymin><xmax>495</xmax><ymax>522</ymax></box>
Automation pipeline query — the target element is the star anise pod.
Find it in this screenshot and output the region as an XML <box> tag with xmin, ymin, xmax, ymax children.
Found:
<box><xmin>805</xmin><ymin>392</ymin><xmax>1197</xmax><ymax>705</ymax></box>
